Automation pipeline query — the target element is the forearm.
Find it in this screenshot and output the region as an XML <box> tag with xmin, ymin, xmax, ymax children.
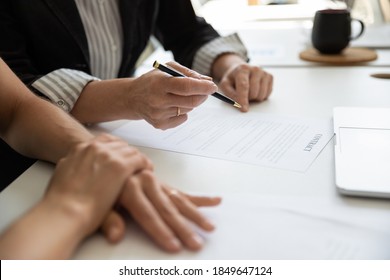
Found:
<box><xmin>6</xmin><ymin>97</ymin><xmax>93</xmax><ymax>163</ymax></box>
<box><xmin>0</xmin><ymin>200</ymin><xmax>85</xmax><ymax>259</ymax></box>
<box><xmin>0</xmin><ymin>60</ymin><xmax>93</xmax><ymax>163</ymax></box>
<box><xmin>70</xmin><ymin>78</ymin><xmax>135</xmax><ymax>124</ymax></box>
<box><xmin>29</xmin><ymin>68</ymin><xmax>134</xmax><ymax>124</ymax></box>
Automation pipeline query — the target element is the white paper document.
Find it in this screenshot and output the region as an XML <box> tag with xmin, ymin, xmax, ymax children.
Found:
<box><xmin>113</xmin><ymin>108</ymin><xmax>333</xmax><ymax>172</ymax></box>
<box><xmin>74</xmin><ymin>194</ymin><xmax>390</xmax><ymax>260</ymax></box>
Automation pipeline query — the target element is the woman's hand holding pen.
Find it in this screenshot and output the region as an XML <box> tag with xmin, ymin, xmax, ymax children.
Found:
<box><xmin>125</xmin><ymin>61</ymin><xmax>217</xmax><ymax>130</ymax></box>
<box><xmin>211</xmin><ymin>53</ymin><xmax>274</xmax><ymax>112</ymax></box>
<box><xmin>72</xmin><ymin>62</ymin><xmax>216</xmax><ymax>128</ymax></box>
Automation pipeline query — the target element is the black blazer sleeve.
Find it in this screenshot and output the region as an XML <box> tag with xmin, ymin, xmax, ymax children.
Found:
<box><xmin>153</xmin><ymin>0</ymin><xmax>220</xmax><ymax>68</ymax></box>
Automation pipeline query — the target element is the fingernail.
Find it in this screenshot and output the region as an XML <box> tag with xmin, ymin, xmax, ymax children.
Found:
<box><xmin>203</xmin><ymin>220</ymin><xmax>215</xmax><ymax>231</ymax></box>
<box><xmin>108</xmin><ymin>226</ymin><xmax>122</xmax><ymax>243</ymax></box>
<box><xmin>189</xmin><ymin>234</ymin><xmax>203</xmax><ymax>250</ymax></box>
<box><xmin>167</xmin><ymin>238</ymin><xmax>182</xmax><ymax>251</ymax></box>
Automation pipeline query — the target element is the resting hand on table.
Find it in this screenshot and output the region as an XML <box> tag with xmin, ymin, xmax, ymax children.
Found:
<box><xmin>115</xmin><ymin>171</ymin><xmax>221</xmax><ymax>252</ymax></box>
<box><xmin>50</xmin><ymin>133</ymin><xmax>221</xmax><ymax>254</ymax></box>
<box><xmin>0</xmin><ymin>134</ymin><xmax>151</xmax><ymax>259</ymax></box>
<box><xmin>0</xmin><ymin>133</ymin><xmax>220</xmax><ymax>259</ymax></box>
<box><xmin>211</xmin><ymin>53</ymin><xmax>274</xmax><ymax>112</ymax></box>
<box><xmin>45</xmin><ymin>133</ymin><xmax>152</xmax><ymax>233</ymax></box>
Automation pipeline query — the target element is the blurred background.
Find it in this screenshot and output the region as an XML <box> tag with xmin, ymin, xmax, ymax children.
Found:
<box><xmin>191</xmin><ymin>0</ymin><xmax>390</xmax><ymax>27</ymax></box>
<box><xmin>137</xmin><ymin>0</ymin><xmax>390</xmax><ymax>69</ymax></box>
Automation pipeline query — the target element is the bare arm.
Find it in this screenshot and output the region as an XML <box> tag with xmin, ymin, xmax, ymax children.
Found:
<box><xmin>0</xmin><ymin>133</ymin><xmax>221</xmax><ymax>258</ymax></box>
<box><xmin>0</xmin><ymin>135</ymin><xmax>150</xmax><ymax>259</ymax></box>
<box><xmin>0</xmin><ymin>59</ymin><xmax>93</xmax><ymax>163</ymax></box>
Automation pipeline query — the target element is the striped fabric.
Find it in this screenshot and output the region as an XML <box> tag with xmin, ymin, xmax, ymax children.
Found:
<box><xmin>75</xmin><ymin>0</ymin><xmax>123</xmax><ymax>80</ymax></box>
<box><xmin>32</xmin><ymin>0</ymin><xmax>248</xmax><ymax>112</ymax></box>
<box><xmin>32</xmin><ymin>68</ymin><xmax>100</xmax><ymax>112</ymax></box>
<box><xmin>193</xmin><ymin>33</ymin><xmax>249</xmax><ymax>77</ymax></box>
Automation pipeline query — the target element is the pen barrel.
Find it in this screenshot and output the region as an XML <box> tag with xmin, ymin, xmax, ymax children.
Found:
<box><xmin>153</xmin><ymin>61</ymin><xmax>240</xmax><ymax>108</ymax></box>
<box><xmin>211</xmin><ymin>92</ymin><xmax>235</xmax><ymax>105</ymax></box>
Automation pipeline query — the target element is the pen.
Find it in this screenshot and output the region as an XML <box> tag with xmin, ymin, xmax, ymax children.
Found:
<box><xmin>153</xmin><ymin>61</ymin><xmax>242</xmax><ymax>108</ymax></box>
<box><xmin>370</xmin><ymin>73</ymin><xmax>390</xmax><ymax>79</ymax></box>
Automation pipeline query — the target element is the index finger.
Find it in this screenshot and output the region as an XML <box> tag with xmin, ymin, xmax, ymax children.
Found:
<box><xmin>164</xmin><ymin>76</ymin><xmax>217</xmax><ymax>97</ymax></box>
<box><xmin>166</xmin><ymin>61</ymin><xmax>213</xmax><ymax>81</ymax></box>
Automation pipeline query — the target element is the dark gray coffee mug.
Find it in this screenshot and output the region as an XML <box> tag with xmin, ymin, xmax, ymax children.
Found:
<box><xmin>311</xmin><ymin>9</ymin><xmax>365</xmax><ymax>54</ymax></box>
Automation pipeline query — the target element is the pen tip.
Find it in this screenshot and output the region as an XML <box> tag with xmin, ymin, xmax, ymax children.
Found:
<box><xmin>234</xmin><ymin>102</ymin><xmax>242</xmax><ymax>109</ymax></box>
<box><xmin>153</xmin><ymin>61</ymin><xmax>159</xmax><ymax>69</ymax></box>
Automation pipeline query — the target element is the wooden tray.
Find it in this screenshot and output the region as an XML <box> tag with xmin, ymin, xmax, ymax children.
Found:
<box><xmin>299</xmin><ymin>47</ymin><xmax>377</xmax><ymax>64</ymax></box>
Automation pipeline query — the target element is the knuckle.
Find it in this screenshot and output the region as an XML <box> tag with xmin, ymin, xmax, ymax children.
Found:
<box><xmin>146</xmin><ymin>157</ymin><xmax>154</xmax><ymax>170</ymax></box>
<box><xmin>238</xmin><ymin>79</ymin><xmax>249</xmax><ymax>88</ymax></box>
<box><xmin>187</xmin><ymin>69</ymin><xmax>200</xmax><ymax>78</ymax></box>
<box><xmin>219</xmin><ymin>79</ymin><xmax>229</xmax><ymax>89</ymax></box>
<box><xmin>183</xmin><ymin>78</ymin><xmax>192</xmax><ymax>94</ymax></box>
<box><xmin>131</xmin><ymin>147</ymin><xmax>143</xmax><ymax>158</ymax></box>
<box><xmin>97</xmin><ymin>133</ymin><xmax>116</xmax><ymax>141</ymax></box>
<box><xmin>140</xmin><ymin>154</ymin><xmax>152</xmax><ymax>169</ymax></box>
<box><xmin>154</xmin><ymin>120</ymin><xmax>172</xmax><ymax>130</ymax></box>
<box><xmin>253</xmin><ymin>67</ymin><xmax>263</xmax><ymax>76</ymax></box>
<box><xmin>236</xmin><ymin>64</ymin><xmax>250</xmax><ymax>73</ymax></box>
<box><xmin>159</xmin><ymin>202</ymin><xmax>176</xmax><ymax>218</ymax></box>
<box><xmin>138</xmin><ymin>169</ymin><xmax>159</xmax><ymax>189</ymax></box>
<box><xmin>151</xmin><ymin>121</ymin><xmax>166</xmax><ymax>130</ymax></box>
<box><xmin>148</xmin><ymin>110</ymin><xmax>164</xmax><ymax>122</ymax></box>
<box><xmin>139</xmin><ymin>169</ymin><xmax>155</xmax><ymax>182</ymax></box>
<box><xmin>190</xmin><ymin>95</ymin><xmax>197</xmax><ymax>107</ymax></box>
<box><xmin>110</xmin><ymin>161</ymin><xmax>126</xmax><ymax>173</ymax></box>
<box><xmin>71</xmin><ymin>142</ymin><xmax>86</xmax><ymax>154</ymax></box>
<box><xmin>85</xmin><ymin>141</ymin><xmax>102</xmax><ymax>154</ymax></box>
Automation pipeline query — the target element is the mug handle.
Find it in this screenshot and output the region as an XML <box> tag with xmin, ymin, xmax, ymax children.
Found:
<box><xmin>350</xmin><ymin>19</ymin><xmax>365</xmax><ymax>40</ymax></box>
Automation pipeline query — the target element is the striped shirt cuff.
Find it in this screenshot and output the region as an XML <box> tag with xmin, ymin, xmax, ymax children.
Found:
<box><xmin>192</xmin><ymin>33</ymin><xmax>249</xmax><ymax>76</ymax></box>
<box><xmin>32</xmin><ymin>69</ymin><xmax>100</xmax><ymax>112</ymax></box>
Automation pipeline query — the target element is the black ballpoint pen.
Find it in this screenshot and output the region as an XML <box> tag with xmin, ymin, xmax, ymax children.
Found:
<box><xmin>153</xmin><ymin>61</ymin><xmax>242</xmax><ymax>108</ymax></box>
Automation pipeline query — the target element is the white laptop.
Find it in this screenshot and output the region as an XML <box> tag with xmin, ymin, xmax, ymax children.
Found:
<box><xmin>333</xmin><ymin>107</ymin><xmax>390</xmax><ymax>198</ymax></box>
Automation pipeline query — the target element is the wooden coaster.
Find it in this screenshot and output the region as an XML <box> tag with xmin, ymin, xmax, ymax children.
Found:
<box><xmin>299</xmin><ymin>47</ymin><xmax>377</xmax><ymax>64</ymax></box>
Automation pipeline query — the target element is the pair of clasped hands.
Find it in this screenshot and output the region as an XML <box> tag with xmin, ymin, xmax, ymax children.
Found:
<box><xmin>46</xmin><ymin>134</ymin><xmax>220</xmax><ymax>256</ymax></box>
<box><xmin>57</xmin><ymin>59</ymin><xmax>272</xmax><ymax>255</ymax></box>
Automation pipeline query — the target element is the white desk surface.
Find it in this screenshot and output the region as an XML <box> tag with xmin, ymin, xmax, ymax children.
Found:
<box><xmin>1</xmin><ymin>65</ymin><xmax>390</xmax><ymax>260</ymax></box>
